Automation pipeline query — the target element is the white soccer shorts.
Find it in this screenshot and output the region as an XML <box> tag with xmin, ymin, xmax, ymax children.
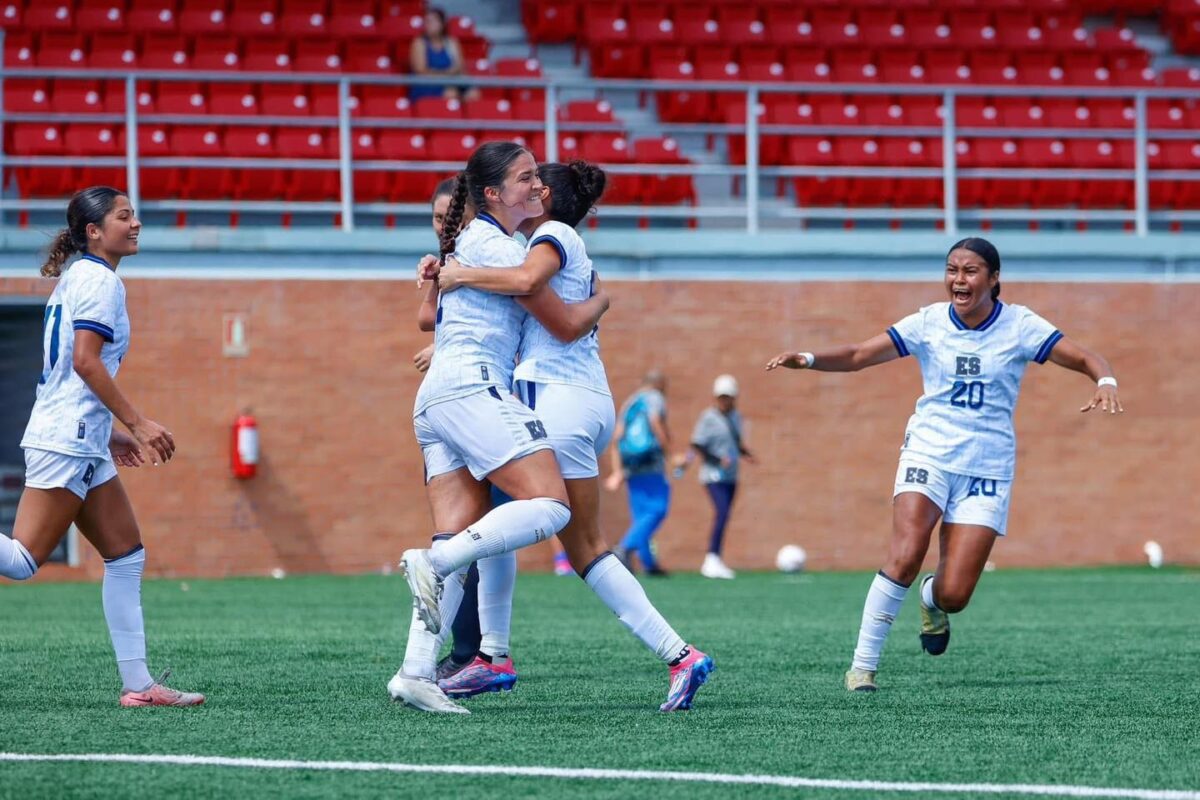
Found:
<box><xmin>515</xmin><ymin>381</ymin><xmax>615</xmax><ymax>480</ymax></box>
<box><xmin>24</xmin><ymin>448</ymin><xmax>118</xmax><ymax>501</ymax></box>
<box><xmin>893</xmin><ymin>457</ymin><xmax>1012</xmax><ymax>536</ymax></box>
<box><xmin>415</xmin><ymin>386</ymin><xmax>554</xmax><ymax>482</ymax></box>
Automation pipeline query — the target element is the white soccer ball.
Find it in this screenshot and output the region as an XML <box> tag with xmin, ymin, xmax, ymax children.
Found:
<box><xmin>775</xmin><ymin>544</ymin><xmax>807</xmax><ymax>573</ymax></box>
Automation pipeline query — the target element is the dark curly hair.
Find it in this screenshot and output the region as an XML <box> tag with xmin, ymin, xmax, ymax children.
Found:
<box><xmin>41</xmin><ymin>186</ymin><xmax>125</xmax><ymax>277</ymax></box>
<box><xmin>538</xmin><ymin>160</ymin><xmax>607</xmax><ymax>228</ymax></box>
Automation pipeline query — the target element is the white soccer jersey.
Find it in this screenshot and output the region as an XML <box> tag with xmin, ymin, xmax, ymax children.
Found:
<box><xmin>414</xmin><ymin>213</ymin><xmax>528</xmax><ymax>415</ymax></box>
<box><xmin>512</xmin><ymin>220</ymin><xmax>610</xmax><ymax>394</ymax></box>
<box><xmin>21</xmin><ymin>255</ymin><xmax>130</xmax><ymax>459</ymax></box>
<box><xmin>887</xmin><ymin>300</ymin><xmax>1062</xmax><ymax>480</ymax></box>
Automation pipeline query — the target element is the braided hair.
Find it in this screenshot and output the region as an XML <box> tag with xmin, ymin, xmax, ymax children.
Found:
<box><xmin>437</xmin><ymin>141</ymin><xmax>532</xmax><ymax>264</ymax></box>
<box><xmin>40</xmin><ymin>186</ymin><xmax>125</xmax><ymax>277</ymax></box>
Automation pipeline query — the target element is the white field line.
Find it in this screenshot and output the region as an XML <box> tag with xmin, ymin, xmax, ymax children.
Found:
<box><xmin>0</xmin><ymin>753</ymin><xmax>1196</xmax><ymax>799</ymax></box>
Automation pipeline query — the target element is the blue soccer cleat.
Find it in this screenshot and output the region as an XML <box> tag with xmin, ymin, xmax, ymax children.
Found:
<box><xmin>437</xmin><ymin>655</ymin><xmax>518</xmax><ymax>698</ymax></box>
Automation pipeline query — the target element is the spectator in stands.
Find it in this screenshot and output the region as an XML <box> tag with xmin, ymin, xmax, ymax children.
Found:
<box><xmin>678</xmin><ymin>375</ymin><xmax>755</xmax><ymax>580</ymax></box>
<box><xmin>408</xmin><ymin>9</ymin><xmax>477</xmax><ymax>102</ymax></box>
<box><xmin>605</xmin><ymin>369</ymin><xmax>673</xmax><ymax>575</ymax></box>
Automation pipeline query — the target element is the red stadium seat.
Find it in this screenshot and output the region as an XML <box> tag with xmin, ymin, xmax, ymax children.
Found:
<box><xmin>525</xmin><ymin>0</ymin><xmax>578</xmax><ymax>44</ymax></box>
<box><xmin>140</xmin><ymin>35</ymin><xmax>192</xmax><ymax>70</ymax></box>
<box><xmin>11</xmin><ymin>124</ymin><xmax>66</xmax><ymax>156</ymax></box>
<box><xmin>128</xmin><ymin>0</ymin><xmax>179</xmax><ymax>32</ymax></box>
<box><xmin>789</xmin><ymin>137</ymin><xmax>842</xmax><ymax>207</ymax></box>
<box><xmin>957</xmin><ymin>97</ymin><xmax>1002</xmax><ymax>128</ymax></box>
<box><xmin>0</xmin><ymin>0</ymin><xmax>21</xmax><ymax>28</ymax></box>
<box><xmin>591</xmin><ymin>44</ymin><xmax>645</xmax><ymax>79</ymax></box>
<box><xmin>229</xmin><ymin>0</ymin><xmax>278</xmax><ymax>36</ymax></box>
<box><xmin>156</xmin><ymin>82</ymin><xmax>208</xmax><ymax>114</ymax></box>
<box><xmin>343</xmin><ymin>40</ymin><xmax>397</xmax><ymax>74</ymax></box>
<box><xmin>50</xmin><ymin>81</ymin><xmax>106</xmax><ymax>114</ymax></box>
<box><xmin>4</xmin><ymin>80</ymin><xmax>52</xmax><ymax>113</ymax></box>
<box><xmin>23</xmin><ymin>2</ymin><xmax>75</xmax><ymax>31</ymax></box>
<box><xmin>1043</xmin><ymin>98</ymin><xmax>1092</xmax><ymax>127</ymax></box>
<box><xmin>65</xmin><ymin>124</ymin><xmax>122</xmax><ymax>157</ymax></box>
<box><xmin>581</xmin><ymin>132</ymin><xmax>633</xmax><ymax>164</ymax></box>
<box><xmin>210</xmin><ymin>83</ymin><xmax>261</xmax><ymax>115</ymax></box>
<box><xmin>676</xmin><ymin>10</ymin><xmax>724</xmax><ymax>46</ymax></box>
<box><xmin>630</xmin><ymin>4</ymin><xmax>676</xmax><ymax>45</ymax></box>
<box><xmin>178</xmin><ymin>0</ymin><xmax>228</xmax><ymax>34</ymax></box>
<box><xmin>413</xmin><ymin>97</ymin><xmax>464</xmax><ymax>120</ymax></box>
<box><xmin>428</xmin><ymin>131</ymin><xmax>481</xmax><ymax>163</ymax></box>
<box><xmin>766</xmin><ymin>7</ymin><xmax>816</xmax><ymax>47</ymax></box>
<box><xmin>36</xmin><ymin>34</ymin><xmax>89</xmax><ymax>67</ymax></box>
<box><xmin>1147</xmin><ymin>100</ymin><xmax>1189</xmax><ymax>130</ymax></box>
<box><xmin>191</xmin><ymin>37</ymin><xmax>241</xmax><ymax>71</ymax></box>
<box><xmin>559</xmin><ymin>99</ymin><xmax>615</xmax><ymax>123</ymax></box>
<box><xmin>634</xmin><ymin>137</ymin><xmax>695</xmax><ymax>205</ymax></box>
<box><xmin>970</xmin><ymin>52</ymin><xmax>1019</xmax><ymax>85</ymax></box>
<box><xmin>242</xmin><ymin>38</ymin><xmax>293</xmax><ymax>72</ymax></box>
<box><xmin>89</xmin><ymin>34</ymin><xmax>139</xmax><ymax>69</ymax></box>
<box><xmin>832</xmin><ymin>50</ymin><xmax>879</xmax><ymax>83</ymax></box>
<box><xmin>279</xmin><ymin>0</ymin><xmax>330</xmax><ymax>37</ymax></box>
<box><xmin>784</xmin><ymin>51</ymin><xmax>832</xmax><ymax>83</ymax></box>
<box><xmin>261</xmin><ymin>86</ymin><xmax>314</xmax><ymax>116</ymax></box>
<box><xmin>718</xmin><ymin>6</ymin><xmax>768</xmax><ymax>46</ymax></box>
<box><xmin>861</xmin><ymin>11</ymin><xmax>908</xmax><ymax>48</ymax></box>
<box><xmin>925</xmin><ymin>52</ymin><xmax>972</xmax><ymax>84</ymax></box>
<box><xmin>358</xmin><ymin>87</ymin><xmax>412</xmax><ymax>118</ymax></box>
<box><xmin>378</xmin><ymin>1</ymin><xmax>424</xmax><ymax>38</ymax></box>
<box><xmin>811</xmin><ymin>8</ymin><xmax>862</xmax><ymax>48</ymax></box>
<box><xmin>76</xmin><ymin>0</ymin><xmax>128</xmax><ymax>31</ymax></box>
<box><xmin>464</xmin><ymin>97</ymin><xmax>515</xmax><ymax>120</ymax></box>
<box><xmin>225</xmin><ymin>127</ymin><xmax>275</xmax><ymax>159</ymax></box>
<box><xmin>4</xmin><ymin>33</ymin><xmax>36</xmax><ymax>69</ymax></box>
<box><xmin>905</xmin><ymin>10</ymin><xmax>952</xmax><ymax>50</ymax></box>
<box><xmin>330</xmin><ymin>0</ymin><xmax>383</xmax><ymax>38</ymax></box>
<box><xmin>1088</xmin><ymin>99</ymin><xmax>1135</xmax><ymax>128</ymax></box>
<box><xmin>292</xmin><ymin>40</ymin><xmax>343</xmax><ymax>72</ymax></box>
<box><xmin>879</xmin><ymin>50</ymin><xmax>926</xmax><ymax>84</ymax></box>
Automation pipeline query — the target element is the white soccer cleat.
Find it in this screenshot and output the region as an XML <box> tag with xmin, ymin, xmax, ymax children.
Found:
<box><xmin>700</xmin><ymin>553</ymin><xmax>736</xmax><ymax>580</ymax></box>
<box><xmin>400</xmin><ymin>548</ymin><xmax>444</xmax><ymax>634</ymax></box>
<box><xmin>388</xmin><ymin>670</ymin><xmax>470</xmax><ymax>714</ymax></box>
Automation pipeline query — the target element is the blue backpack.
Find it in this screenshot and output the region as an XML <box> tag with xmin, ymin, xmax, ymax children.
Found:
<box><xmin>618</xmin><ymin>394</ymin><xmax>661</xmax><ymax>468</ymax></box>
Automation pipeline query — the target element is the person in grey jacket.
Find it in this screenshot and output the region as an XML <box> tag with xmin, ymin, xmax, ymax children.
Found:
<box><xmin>680</xmin><ymin>374</ymin><xmax>755</xmax><ymax>579</ymax></box>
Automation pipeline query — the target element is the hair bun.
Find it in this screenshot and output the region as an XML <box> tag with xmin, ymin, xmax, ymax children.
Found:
<box><xmin>568</xmin><ymin>160</ymin><xmax>607</xmax><ymax>205</ymax></box>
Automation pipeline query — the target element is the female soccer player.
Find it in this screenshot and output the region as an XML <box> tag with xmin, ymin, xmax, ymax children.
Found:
<box><xmin>431</xmin><ymin>161</ymin><xmax>714</xmax><ymax>712</ymax></box>
<box><xmin>766</xmin><ymin>237</ymin><xmax>1122</xmax><ymax>692</ymax></box>
<box><xmin>0</xmin><ymin>187</ymin><xmax>203</xmax><ymax>707</ymax></box>
<box><xmin>388</xmin><ymin>142</ymin><xmax>609</xmax><ymax>714</ymax></box>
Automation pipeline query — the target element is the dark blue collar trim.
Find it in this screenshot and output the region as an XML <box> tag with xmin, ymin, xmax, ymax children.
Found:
<box><xmin>949</xmin><ymin>300</ymin><xmax>1003</xmax><ymax>332</ymax></box>
<box><xmin>80</xmin><ymin>253</ymin><xmax>115</xmax><ymax>270</ymax></box>
<box><xmin>476</xmin><ymin>212</ymin><xmax>510</xmax><ymax>236</ymax></box>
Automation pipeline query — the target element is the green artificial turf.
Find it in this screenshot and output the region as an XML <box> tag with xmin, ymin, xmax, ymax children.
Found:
<box><xmin>0</xmin><ymin>568</ymin><xmax>1197</xmax><ymax>799</ymax></box>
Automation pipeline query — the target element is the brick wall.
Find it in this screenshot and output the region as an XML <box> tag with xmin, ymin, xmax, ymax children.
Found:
<box><xmin>3</xmin><ymin>275</ymin><xmax>1193</xmax><ymax>579</ymax></box>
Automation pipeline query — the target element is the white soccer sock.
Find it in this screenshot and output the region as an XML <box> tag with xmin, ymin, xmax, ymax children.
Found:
<box><xmin>0</xmin><ymin>535</ymin><xmax>37</xmax><ymax>580</ymax></box>
<box><xmin>477</xmin><ymin>551</ymin><xmax>517</xmax><ymax>657</ymax></box>
<box><xmin>920</xmin><ymin>574</ymin><xmax>942</xmax><ymax>611</ymax></box>
<box><xmin>102</xmin><ymin>545</ymin><xmax>154</xmax><ymax>692</ymax></box>
<box><xmin>401</xmin><ymin>565</ymin><xmax>468</xmax><ymax>679</ymax></box>
<box><xmin>584</xmin><ymin>553</ymin><xmax>688</xmax><ymax>664</ymax></box>
<box><xmin>429</xmin><ymin>498</ymin><xmax>570</xmax><ymax>577</ymax></box>
<box><xmin>851</xmin><ymin>571</ymin><xmax>909</xmax><ymax>673</ymax></box>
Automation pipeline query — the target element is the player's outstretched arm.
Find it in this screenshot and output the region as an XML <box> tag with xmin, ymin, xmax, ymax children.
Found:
<box><xmin>437</xmin><ymin>243</ymin><xmax>562</xmax><ymax>295</ymax></box>
<box><xmin>765</xmin><ymin>333</ymin><xmax>900</xmax><ymax>373</ymax></box>
<box><xmin>73</xmin><ymin>330</ymin><xmax>175</xmax><ymax>465</ymax></box>
<box><xmin>518</xmin><ymin>283</ymin><xmax>609</xmax><ymax>343</ymax></box>
<box><xmin>1047</xmin><ymin>338</ymin><xmax>1123</xmax><ymax>414</ymax></box>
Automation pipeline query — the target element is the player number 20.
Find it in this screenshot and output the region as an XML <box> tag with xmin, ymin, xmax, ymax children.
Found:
<box><xmin>950</xmin><ymin>380</ymin><xmax>985</xmax><ymax>410</ymax></box>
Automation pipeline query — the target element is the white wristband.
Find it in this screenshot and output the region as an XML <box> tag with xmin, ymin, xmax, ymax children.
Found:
<box><xmin>1097</xmin><ymin>377</ymin><xmax>1118</xmax><ymax>388</ymax></box>
<box><xmin>799</xmin><ymin>352</ymin><xmax>815</xmax><ymax>368</ymax></box>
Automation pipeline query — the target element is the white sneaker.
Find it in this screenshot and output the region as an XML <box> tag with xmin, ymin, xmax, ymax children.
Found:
<box><xmin>701</xmin><ymin>553</ymin><xmax>736</xmax><ymax>579</ymax></box>
<box><xmin>388</xmin><ymin>670</ymin><xmax>470</xmax><ymax>714</ymax></box>
<box><xmin>400</xmin><ymin>548</ymin><xmax>444</xmax><ymax>634</ymax></box>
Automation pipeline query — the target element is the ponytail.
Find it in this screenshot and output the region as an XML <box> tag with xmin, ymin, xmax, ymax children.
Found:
<box><xmin>569</xmin><ymin>160</ymin><xmax>607</xmax><ymax>210</ymax></box>
<box><xmin>41</xmin><ymin>228</ymin><xmax>82</xmax><ymax>277</ymax></box>
<box><xmin>537</xmin><ymin>160</ymin><xmax>608</xmax><ymax>228</ymax></box>
<box><xmin>438</xmin><ymin>172</ymin><xmax>470</xmax><ymax>264</ymax></box>
<box><xmin>40</xmin><ymin>185</ymin><xmax>125</xmax><ymax>277</ymax></box>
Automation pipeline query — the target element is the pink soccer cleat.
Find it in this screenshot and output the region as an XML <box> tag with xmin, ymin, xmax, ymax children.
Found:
<box><xmin>437</xmin><ymin>655</ymin><xmax>518</xmax><ymax>698</ymax></box>
<box><xmin>660</xmin><ymin>646</ymin><xmax>714</xmax><ymax>712</ymax></box>
<box><xmin>119</xmin><ymin>670</ymin><xmax>205</xmax><ymax>707</ymax></box>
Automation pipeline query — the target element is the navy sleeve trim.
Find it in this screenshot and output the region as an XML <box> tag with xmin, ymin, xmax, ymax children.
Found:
<box><xmin>1034</xmin><ymin>330</ymin><xmax>1064</xmax><ymax>364</ymax></box>
<box><xmin>73</xmin><ymin>320</ymin><xmax>114</xmax><ymax>342</ymax></box>
<box><xmin>886</xmin><ymin>327</ymin><xmax>910</xmax><ymax>358</ymax></box>
<box><xmin>529</xmin><ymin>235</ymin><xmax>567</xmax><ymax>270</ymax></box>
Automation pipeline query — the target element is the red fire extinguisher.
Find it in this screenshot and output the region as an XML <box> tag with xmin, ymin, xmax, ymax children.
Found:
<box><xmin>232</xmin><ymin>411</ymin><xmax>259</xmax><ymax>480</ymax></box>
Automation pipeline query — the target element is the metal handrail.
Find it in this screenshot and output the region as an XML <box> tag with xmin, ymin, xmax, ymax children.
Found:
<box><xmin>2</xmin><ymin>55</ymin><xmax>1198</xmax><ymax>234</ymax></box>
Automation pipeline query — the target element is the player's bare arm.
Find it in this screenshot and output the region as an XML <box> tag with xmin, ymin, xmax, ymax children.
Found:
<box><xmin>437</xmin><ymin>243</ymin><xmax>562</xmax><ymax>295</ymax></box>
<box><xmin>1047</xmin><ymin>337</ymin><xmax>1123</xmax><ymax>414</ymax></box>
<box><xmin>766</xmin><ymin>332</ymin><xmax>900</xmax><ymax>373</ymax></box>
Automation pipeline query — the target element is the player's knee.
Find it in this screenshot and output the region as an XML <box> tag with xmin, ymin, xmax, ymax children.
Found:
<box><xmin>530</xmin><ymin>497</ymin><xmax>571</xmax><ymax>538</ymax></box>
<box><xmin>937</xmin><ymin>584</ymin><xmax>973</xmax><ymax>613</ymax></box>
<box><xmin>1</xmin><ymin>538</ymin><xmax>38</xmax><ymax>581</ymax></box>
